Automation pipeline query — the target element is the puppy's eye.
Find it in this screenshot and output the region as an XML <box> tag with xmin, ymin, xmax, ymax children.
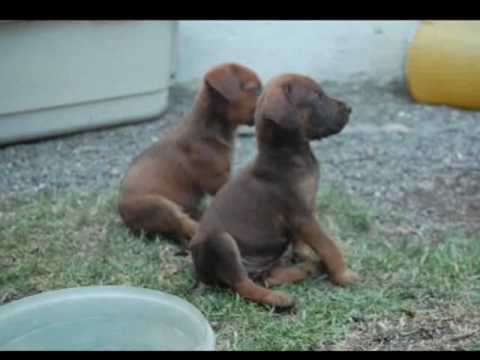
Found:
<box><xmin>252</xmin><ymin>86</ymin><xmax>262</xmax><ymax>96</ymax></box>
<box><xmin>244</xmin><ymin>83</ymin><xmax>262</xmax><ymax>96</ymax></box>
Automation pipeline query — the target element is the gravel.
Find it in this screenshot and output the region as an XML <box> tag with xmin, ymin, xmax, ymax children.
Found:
<box><xmin>1</xmin><ymin>82</ymin><xmax>479</xmax><ymax>237</ymax></box>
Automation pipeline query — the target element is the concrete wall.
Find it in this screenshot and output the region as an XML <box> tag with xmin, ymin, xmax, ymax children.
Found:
<box><xmin>176</xmin><ymin>21</ymin><xmax>419</xmax><ymax>88</ymax></box>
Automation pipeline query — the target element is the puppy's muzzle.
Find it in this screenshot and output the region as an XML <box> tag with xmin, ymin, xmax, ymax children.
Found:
<box><xmin>318</xmin><ymin>103</ymin><xmax>351</xmax><ymax>138</ymax></box>
<box><xmin>338</xmin><ymin>101</ymin><xmax>352</xmax><ymax>117</ymax></box>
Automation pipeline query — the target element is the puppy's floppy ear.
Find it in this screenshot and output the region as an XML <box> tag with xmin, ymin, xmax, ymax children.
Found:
<box><xmin>256</xmin><ymin>83</ymin><xmax>296</xmax><ymax>129</ymax></box>
<box><xmin>204</xmin><ymin>64</ymin><xmax>241</xmax><ymax>102</ymax></box>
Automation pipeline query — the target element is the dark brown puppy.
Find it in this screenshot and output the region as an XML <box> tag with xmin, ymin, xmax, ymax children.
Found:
<box><xmin>118</xmin><ymin>63</ymin><xmax>262</xmax><ymax>249</ymax></box>
<box><xmin>190</xmin><ymin>74</ymin><xmax>360</xmax><ymax>309</ymax></box>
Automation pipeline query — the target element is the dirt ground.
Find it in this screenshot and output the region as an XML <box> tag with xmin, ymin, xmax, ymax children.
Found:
<box><xmin>1</xmin><ymin>81</ymin><xmax>479</xmax><ymax>238</ymax></box>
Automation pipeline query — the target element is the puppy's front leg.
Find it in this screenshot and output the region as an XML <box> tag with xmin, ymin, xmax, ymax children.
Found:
<box><xmin>293</xmin><ymin>216</ymin><xmax>360</xmax><ymax>286</ymax></box>
<box><xmin>201</xmin><ymin>171</ymin><xmax>230</xmax><ymax>196</ymax></box>
<box><xmin>187</xmin><ymin>143</ymin><xmax>231</xmax><ymax>196</ymax></box>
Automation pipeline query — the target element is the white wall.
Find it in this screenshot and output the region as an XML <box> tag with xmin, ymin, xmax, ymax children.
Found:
<box><xmin>176</xmin><ymin>21</ymin><xmax>419</xmax><ymax>87</ymax></box>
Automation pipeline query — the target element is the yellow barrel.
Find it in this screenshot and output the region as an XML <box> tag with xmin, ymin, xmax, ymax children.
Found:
<box><xmin>406</xmin><ymin>21</ymin><xmax>480</xmax><ymax>109</ymax></box>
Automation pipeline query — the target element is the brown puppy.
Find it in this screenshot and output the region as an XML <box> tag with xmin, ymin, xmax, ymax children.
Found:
<box><xmin>190</xmin><ymin>74</ymin><xmax>360</xmax><ymax>309</ymax></box>
<box><xmin>118</xmin><ymin>63</ymin><xmax>262</xmax><ymax>249</ymax></box>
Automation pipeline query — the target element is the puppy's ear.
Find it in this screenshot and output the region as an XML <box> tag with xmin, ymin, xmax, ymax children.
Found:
<box><xmin>204</xmin><ymin>64</ymin><xmax>241</xmax><ymax>102</ymax></box>
<box><xmin>256</xmin><ymin>83</ymin><xmax>296</xmax><ymax>129</ymax></box>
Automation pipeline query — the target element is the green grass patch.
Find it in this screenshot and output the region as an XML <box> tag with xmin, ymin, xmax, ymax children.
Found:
<box><xmin>0</xmin><ymin>189</ymin><xmax>478</xmax><ymax>350</ymax></box>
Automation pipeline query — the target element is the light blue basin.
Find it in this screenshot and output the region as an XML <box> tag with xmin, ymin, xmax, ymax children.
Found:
<box><xmin>0</xmin><ymin>286</ymin><xmax>215</xmax><ymax>351</ymax></box>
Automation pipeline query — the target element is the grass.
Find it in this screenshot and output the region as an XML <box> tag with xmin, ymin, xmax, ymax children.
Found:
<box><xmin>0</xmin><ymin>188</ymin><xmax>479</xmax><ymax>350</ymax></box>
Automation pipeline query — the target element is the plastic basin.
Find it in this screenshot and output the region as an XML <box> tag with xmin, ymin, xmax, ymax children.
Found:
<box><xmin>0</xmin><ymin>286</ymin><xmax>215</xmax><ymax>351</ymax></box>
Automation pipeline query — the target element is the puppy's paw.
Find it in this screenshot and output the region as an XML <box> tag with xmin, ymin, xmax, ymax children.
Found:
<box><xmin>174</xmin><ymin>249</ymin><xmax>190</xmax><ymax>257</ymax></box>
<box><xmin>331</xmin><ymin>268</ymin><xmax>361</xmax><ymax>286</ymax></box>
<box><xmin>263</xmin><ymin>290</ymin><xmax>296</xmax><ymax>309</ymax></box>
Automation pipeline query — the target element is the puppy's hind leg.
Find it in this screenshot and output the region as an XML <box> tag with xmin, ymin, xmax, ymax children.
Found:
<box><xmin>119</xmin><ymin>194</ymin><xmax>198</xmax><ymax>250</ymax></box>
<box><xmin>263</xmin><ymin>261</ymin><xmax>316</xmax><ymax>288</ymax></box>
<box><xmin>191</xmin><ymin>232</ymin><xmax>296</xmax><ymax>310</ymax></box>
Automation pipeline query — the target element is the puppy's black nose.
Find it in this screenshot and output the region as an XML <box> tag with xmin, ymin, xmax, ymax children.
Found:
<box><xmin>338</xmin><ymin>101</ymin><xmax>351</xmax><ymax>115</ymax></box>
